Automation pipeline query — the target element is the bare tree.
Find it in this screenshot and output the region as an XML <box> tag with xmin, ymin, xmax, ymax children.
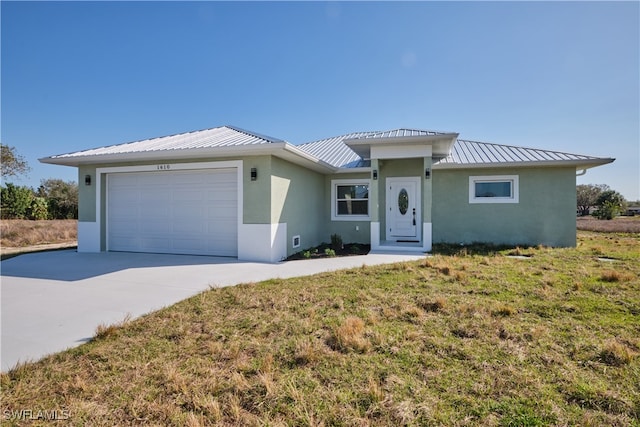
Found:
<box><xmin>0</xmin><ymin>144</ymin><xmax>31</xmax><ymax>179</ymax></box>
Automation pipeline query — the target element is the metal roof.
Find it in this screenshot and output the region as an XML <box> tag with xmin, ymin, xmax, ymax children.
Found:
<box><xmin>296</xmin><ymin>130</ymin><xmax>612</xmax><ymax>169</ymax></box>
<box><xmin>434</xmin><ymin>139</ymin><xmax>609</xmax><ymax>167</ymax></box>
<box><xmin>346</xmin><ymin>128</ymin><xmax>450</xmax><ymax>140</ymax></box>
<box><xmin>41</xmin><ymin>124</ymin><xmax>613</xmax><ymax>171</ymax></box>
<box><xmin>297</xmin><ymin>131</ymin><xmax>380</xmax><ymax>168</ymax></box>
<box><xmin>46</xmin><ymin>125</ymin><xmax>283</xmax><ymax>159</ymax></box>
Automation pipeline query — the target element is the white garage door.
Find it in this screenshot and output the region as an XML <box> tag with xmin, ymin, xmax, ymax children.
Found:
<box><xmin>107</xmin><ymin>168</ymin><xmax>238</xmax><ymax>256</ymax></box>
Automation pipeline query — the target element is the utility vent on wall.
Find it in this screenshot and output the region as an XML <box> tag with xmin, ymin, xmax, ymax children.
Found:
<box><xmin>292</xmin><ymin>235</ymin><xmax>301</xmax><ymax>249</ymax></box>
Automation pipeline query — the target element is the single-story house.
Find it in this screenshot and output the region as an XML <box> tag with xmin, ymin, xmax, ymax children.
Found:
<box><xmin>40</xmin><ymin>125</ymin><xmax>614</xmax><ymax>262</ymax></box>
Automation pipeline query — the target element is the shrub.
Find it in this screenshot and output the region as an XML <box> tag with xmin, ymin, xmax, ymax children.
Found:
<box><xmin>0</xmin><ymin>183</ymin><xmax>34</xmax><ymax>219</ymax></box>
<box><xmin>324</xmin><ymin>248</ymin><xmax>336</xmax><ymax>257</ymax></box>
<box><xmin>28</xmin><ymin>197</ymin><xmax>49</xmax><ymax>220</ymax></box>
<box><xmin>330</xmin><ymin>233</ymin><xmax>343</xmax><ymax>251</ymax></box>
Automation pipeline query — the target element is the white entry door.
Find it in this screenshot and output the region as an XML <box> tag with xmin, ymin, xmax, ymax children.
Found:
<box><xmin>386</xmin><ymin>177</ymin><xmax>420</xmax><ymax>240</ymax></box>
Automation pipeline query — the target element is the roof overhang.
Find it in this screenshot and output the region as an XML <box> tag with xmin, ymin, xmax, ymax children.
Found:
<box><xmin>344</xmin><ymin>133</ymin><xmax>459</xmax><ymax>160</ymax></box>
<box><xmin>39</xmin><ymin>142</ymin><xmax>338</xmax><ymax>174</ymax></box>
<box><xmin>432</xmin><ymin>158</ymin><xmax>615</xmax><ymax>170</ymax></box>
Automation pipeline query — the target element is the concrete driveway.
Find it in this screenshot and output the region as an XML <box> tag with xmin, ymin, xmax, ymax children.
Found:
<box><xmin>1</xmin><ymin>249</ymin><xmax>424</xmax><ymax>371</ymax></box>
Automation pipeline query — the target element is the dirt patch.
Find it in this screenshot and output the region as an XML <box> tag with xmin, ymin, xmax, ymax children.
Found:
<box><xmin>286</xmin><ymin>243</ymin><xmax>370</xmax><ymax>260</ymax></box>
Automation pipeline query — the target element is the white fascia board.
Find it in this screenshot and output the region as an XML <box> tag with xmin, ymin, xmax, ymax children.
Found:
<box><xmin>40</xmin><ymin>145</ymin><xmax>277</xmax><ymax>166</ymax></box>
<box><xmin>346</xmin><ymin>133</ymin><xmax>458</xmax><ymax>159</ymax></box>
<box><xmin>432</xmin><ymin>158</ymin><xmax>615</xmax><ymax>170</ymax></box>
<box><xmin>334</xmin><ymin>167</ymin><xmax>372</xmax><ymax>174</ymax></box>
<box><xmin>40</xmin><ymin>143</ymin><xmax>338</xmax><ymax>174</ymax></box>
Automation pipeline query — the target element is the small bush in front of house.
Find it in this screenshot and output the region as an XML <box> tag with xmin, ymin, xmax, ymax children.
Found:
<box><xmin>325</xmin><ymin>248</ymin><xmax>336</xmax><ymax>257</ymax></box>
<box><xmin>331</xmin><ymin>234</ymin><xmax>343</xmax><ymax>251</ymax></box>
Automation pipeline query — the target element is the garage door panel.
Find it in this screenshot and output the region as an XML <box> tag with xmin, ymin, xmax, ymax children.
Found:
<box><xmin>107</xmin><ymin>169</ymin><xmax>238</xmax><ymax>256</ymax></box>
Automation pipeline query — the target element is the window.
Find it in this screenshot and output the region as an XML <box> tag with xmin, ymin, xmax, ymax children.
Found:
<box><xmin>469</xmin><ymin>175</ymin><xmax>519</xmax><ymax>204</ymax></box>
<box><xmin>331</xmin><ymin>179</ymin><xmax>370</xmax><ymax>220</ymax></box>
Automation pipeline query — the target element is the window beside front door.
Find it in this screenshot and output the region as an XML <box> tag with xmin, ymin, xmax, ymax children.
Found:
<box><xmin>331</xmin><ymin>179</ymin><xmax>370</xmax><ymax>221</ymax></box>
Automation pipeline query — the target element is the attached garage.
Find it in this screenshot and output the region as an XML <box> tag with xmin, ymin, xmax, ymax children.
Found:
<box><xmin>107</xmin><ymin>168</ymin><xmax>238</xmax><ymax>257</ymax></box>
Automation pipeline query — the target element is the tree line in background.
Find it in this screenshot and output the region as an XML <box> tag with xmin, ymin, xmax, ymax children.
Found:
<box><xmin>576</xmin><ymin>184</ymin><xmax>630</xmax><ymax>220</ymax></box>
<box><xmin>1</xmin><ymin>144</ymin><xmax>78</xmax><ymax>220</ymax></box>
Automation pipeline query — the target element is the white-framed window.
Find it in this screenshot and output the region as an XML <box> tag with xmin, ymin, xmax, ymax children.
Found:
<box><xmin>331</xmin><ymin>179</ymin><xmax>370</xmax><ymax>221</ymax></box>
<box><xmin>469</xmin><ymin>175</ymin><xmax>519</xmax><ymax>204</ymax></box>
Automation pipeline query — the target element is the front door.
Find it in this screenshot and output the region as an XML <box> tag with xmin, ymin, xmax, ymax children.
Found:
<box><xmin>386</xmin><ymin>177</ymin><xmax>420</xmax><ymax>240</ymax></box>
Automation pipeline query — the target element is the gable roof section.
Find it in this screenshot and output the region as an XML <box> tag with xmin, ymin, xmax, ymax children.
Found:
<box><xmin>434</xmin><ymin>139</ymin><xmax>613</xmax><ymax>169</ymax></box>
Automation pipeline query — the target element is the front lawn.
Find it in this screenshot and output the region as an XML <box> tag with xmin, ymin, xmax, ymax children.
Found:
<box><xmin>2</xmin><ymin>231</ymin><xmax>639</xmax><ymax>426</ymax></box>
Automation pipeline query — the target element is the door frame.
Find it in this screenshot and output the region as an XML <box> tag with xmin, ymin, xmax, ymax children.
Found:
<box><xmin>385</xmin><ymin>176</ymin><xmax>421</xmax><ymax>242</ymax></box>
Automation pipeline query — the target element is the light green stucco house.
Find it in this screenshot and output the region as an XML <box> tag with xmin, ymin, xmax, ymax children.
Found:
<box><xmin>40</xmin><ymin>126</ymin><xmax>614</xmax><ymax>262</ymax></box>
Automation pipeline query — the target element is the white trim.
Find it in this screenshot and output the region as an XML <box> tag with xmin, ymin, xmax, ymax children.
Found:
<box><xmin>371</xmin><ymin>144</ymin><xmax>432</xmax><ymax>160</ymax></box>
<box><xmin>77</xmin><ymin>221</ymin><xmax>100</xmax><ymax>253</ymax></box>
<box><xmin>331</xmin><ymin>178</ymin><xmax>371</xmax><ymax>221</ymax></box>
<box><xmin>371</xmin><ymin>221</ymin><xmax>381</xmax><ymax>250</ymax></box>
<box><xmin>469</xmin><ymin>175</ymin><xmax>519</xmax><ymax>204</ymax></box>
<box><xmin>96</xmin><ymin>160</ymin><xmax>243</xmax><ymax>254</ymax></box>
<box><xmin>41</xmin><ymin>143</ymin><xmax>338</xmax><ymax>174</ymax></box>
<box><xmin>238</xmin><ymin>223</ymin><xmax>287</xmax><ymax>263</ymax></box>
<box><xmin>422</xmin><ymin>223</ymin><xmax>432</xmax><ymax>252</ymax></box>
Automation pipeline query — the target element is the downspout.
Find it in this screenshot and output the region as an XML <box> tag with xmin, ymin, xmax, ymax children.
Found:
<box><xmin>576</xmin><ymin>169</ymin><xmax>587</xmax><ymax>176</ymax></box>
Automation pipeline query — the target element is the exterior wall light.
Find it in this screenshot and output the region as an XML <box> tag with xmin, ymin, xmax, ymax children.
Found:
<box><xmin>85</xmin><ymin>174</ymin><xmax>92</xmax><ymax>186</ymax></box>
<box><xmin>373</xmin><ymin>170</ymin><xmax>378</xmax><ymax>180</ymax></box>
<box><xmin>425</xmin><ymin>168</ymin><xmax>431</xmax><ymax>179</ymax></box>
<box><xmin>250</xmin><ymin>168</ymin><xmax>257</xmax><ymax>181</ymax></box>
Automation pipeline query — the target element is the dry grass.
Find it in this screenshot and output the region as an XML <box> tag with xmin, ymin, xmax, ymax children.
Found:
<box><xmin>1</xmin><ymin>231</ymin><xmax>639</xmax><ymax>426</ymax></box>
<box><xmin>0</xmin><ymin>219</ymin><xmax>77</xmax><ymax>247</ymax></box>
<box><xmin>577</xmin><ymin>215</ymin><xmax>640</xmax><ymax>233</ymax></box>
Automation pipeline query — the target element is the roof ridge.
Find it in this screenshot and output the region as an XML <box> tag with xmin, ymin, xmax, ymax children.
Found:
<box><xmin>457</xmin><ymin>139</ymin><xmax>600</xmax><ymax>159</ymax></box>
<box><xmin>299</xmin><ymin>130</ymin><xmax>381</xmax><ymax>146</ymax></box>
<box><xmin>225</xmin><ymin>125</ymin><xmax>285</xmax><ymax>144</ymax></box>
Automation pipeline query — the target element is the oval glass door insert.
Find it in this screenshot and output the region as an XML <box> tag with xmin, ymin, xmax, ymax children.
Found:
<box><xmin>398</xmin><ymin>188</ymin><xmax>409</xmax><ymax>215</ymax></box>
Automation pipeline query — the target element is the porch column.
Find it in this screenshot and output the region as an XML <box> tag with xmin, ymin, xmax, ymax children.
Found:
<box><xmin>423</xmin><ymin>157</ymin><xmax>433</xmax><ymax>251</ymax></box>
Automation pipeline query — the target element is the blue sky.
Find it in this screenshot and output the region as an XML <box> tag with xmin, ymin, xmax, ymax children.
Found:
<box><xmin>2</xmin><ymin>1</ymin><xmax>639</xmax><ymax>200</ymax></box>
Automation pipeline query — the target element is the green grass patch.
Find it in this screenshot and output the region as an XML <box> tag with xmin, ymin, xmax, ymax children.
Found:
<box><xmin>1</xmin><ymin>231</ymin><xmax>639</xmax><ymax>426</ymax></box>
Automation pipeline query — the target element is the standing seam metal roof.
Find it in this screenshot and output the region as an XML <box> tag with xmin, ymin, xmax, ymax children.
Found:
<box><xmin>297</xmin><ymin>131</ymin><xmax>381</xmax><ymax>168</ymax></box>
<box><xmin>49</xmin><ymin>125</ymin><xmax>283</xmax><ymax>159</ymax></box>
<box><xmin>435</xmin><ymin>139</ymin><xmax>605</xmax><ymax>166</ymax></box>
<box><xmin>347</xmin><ymin>128</ymin><xmax>449</xmax><ymax>140</ymax></box>
<box><xmin>44</xmin><ymin>125</ymin><xmax>611</xmax><ymax>169</ymax></box>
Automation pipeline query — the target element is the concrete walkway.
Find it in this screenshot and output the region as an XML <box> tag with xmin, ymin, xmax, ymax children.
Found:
<box><xmin>0</xmin><ymin>249</ymin><xmax>425</xmax><ymax>371</ymax></box>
